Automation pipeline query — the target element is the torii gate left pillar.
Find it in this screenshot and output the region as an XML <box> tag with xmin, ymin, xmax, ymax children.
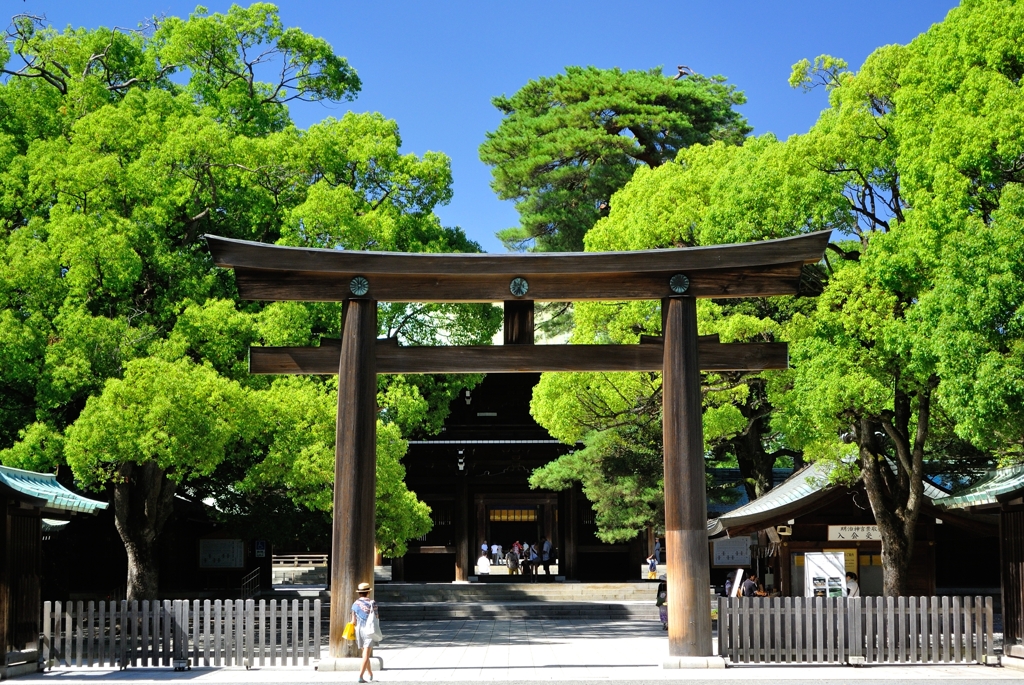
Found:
<box><xmin>329</xmin><ymin>299</ymin><xmax>377</xmax><ymax>659</ymax></box>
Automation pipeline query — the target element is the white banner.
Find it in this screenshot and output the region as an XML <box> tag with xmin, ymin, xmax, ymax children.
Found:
<box><xmin>828</xmin><ymin>525</ymin><xmax>879</xmax><ymax>541</ymax></box>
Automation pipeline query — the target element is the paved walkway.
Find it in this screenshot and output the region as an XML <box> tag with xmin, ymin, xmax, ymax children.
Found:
<box><xmin>21</xmin><ymin>619</ymin><xmax>1021</xmax><ymax>683</ymax></box>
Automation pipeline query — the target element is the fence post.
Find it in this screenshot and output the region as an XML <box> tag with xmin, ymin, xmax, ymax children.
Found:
<box><xmin>235</xmin><ymin>599</ymin><xmax>244</xmax><ymax>667</ymax></box>
<box><xmin>269</xmin><ymin>600</ymin><xmax>277</xmax><ymax>666</ymax></box>
<box><xmin>985</xmin><ymin>596</ymin><xmax>995</xmax><ymax>663</ymax></box>
<box><xmin>246</xmin><ymin>599</ymin><xmax>255</xmax><ymax>668</ymax></box>
<box><xmin>314</xmin><ymin>598</ymin><xmax>322</xmax><ymax>661</ymax></box>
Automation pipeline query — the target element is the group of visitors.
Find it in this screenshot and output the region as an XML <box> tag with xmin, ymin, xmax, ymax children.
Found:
<box><xmin>477</xmin><ymin>537</ymin><xmax>554</xmax><ymax>577</ymax></box>
<box><xmin>722</xmin><ymin>570</ymin><xmax>861</xmax><ymax>598</ymax></box>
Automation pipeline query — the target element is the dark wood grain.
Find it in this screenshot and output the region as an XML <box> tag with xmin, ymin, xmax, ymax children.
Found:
<box><xmin>503</xmin><ymin>300</ymin><xmax>534</xmax><ymax>345</ymax></box>
<box><xmin>231</xmin><ymin>261</ymin><xmax>804</xmax><ymax>303</ymax></box>
<box><xmin>329</xmin><ymin>300</ymin><xmax>377</xmax><ymax>659</ymax></box>
<box><xmin>249</xmin><ymin>339</ymin><xmax>788</xmax><ymax>374</ymax></box>
<box><xmin>662</xmin><ymin>296</ymin><xmax>713</xmax><ymax>657</ymax></box>
<box><xmin>206</xmin><ymin>230</ymin><xmax>830</xmax><ymax>275</ymax></box>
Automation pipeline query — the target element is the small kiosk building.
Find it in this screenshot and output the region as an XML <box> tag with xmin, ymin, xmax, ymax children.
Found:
<box><xmin>0</xmin><ymin>465</ymin><xmax>106</xmax><ymax>677</ymax></box>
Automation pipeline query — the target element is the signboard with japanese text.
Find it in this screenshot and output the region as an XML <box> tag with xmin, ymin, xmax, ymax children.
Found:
<box><xmin>713</xmin><ymin>537</ymin><xmax>753</xmax><ymax>567</ymax></box>
<box><xmin>827</xmin><ymin>525</ymin><xmax>879</xmax><ymax>541</ymax></box>
<box><xmin>199</xmin><ymin>539</ymin><xmax>245</xmax><ymax>568</ymax></box>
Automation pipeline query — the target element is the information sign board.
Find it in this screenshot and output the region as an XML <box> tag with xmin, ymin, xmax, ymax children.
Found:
<box><xmin>713</xmin><ymin>537</ymin><xmax>752</xmax><ymax>567</ymax></box>
<box><xmin>828</xmin><ymin>525</ymin><xmax>879</xmax><ymax>541</ymax></box>
<box><xmin>199</xmin><ymin>539</ymin><xmax>245</xmax><ymax>568</ymax></box>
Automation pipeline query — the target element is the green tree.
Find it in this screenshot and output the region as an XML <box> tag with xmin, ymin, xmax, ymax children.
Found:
<box><xmin>479</xmin><ymin>66</ymin><xmax>751</xmax><ymax>252</ymax></box>
<box><xmin>529</xmin><ymin>134</ymin><xmax>845</xmax><ymax>538</ymax></box>
<box><xmin>775</xmin><ymin>0</ymin><xmax>1024</xmax><ymax>595</ymax></box>
<box><xmin>64</xmin><ymin>357</ymin><xmax>250</xmax><ymax>599</ymax></box>
<box><xmin>0</xmin><ymin>5</ymin><xmax>499</xmax><ymax>598</ymax></box>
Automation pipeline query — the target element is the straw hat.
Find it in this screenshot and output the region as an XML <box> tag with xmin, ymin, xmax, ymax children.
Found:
<box><xmin>357</xmin><ymin>582</ymin><xmax>371</xmax><ymax>592</ymax></box>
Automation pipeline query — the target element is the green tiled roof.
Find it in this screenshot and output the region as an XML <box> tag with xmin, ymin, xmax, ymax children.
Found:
<box><xmin>708</xmin><ymin>460</ymin><xmax>948</xmax><ymax>537</ymax></box>
<box><xmin>933</xmin><ymin>465</ymin><xmax>1024</xmax><ymax>510</ymax></box>
<box><xmin>0</xmin><ymin>465</ymin><xmax>107</xmax><ymax>514</ymax></box>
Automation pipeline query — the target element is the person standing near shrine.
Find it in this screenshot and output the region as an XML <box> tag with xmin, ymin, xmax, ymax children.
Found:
<box><xmin>846</xmin><ymin>572</ymin><xmax>861</xmax><ymax>597</ymax></box>
<box><xmin>541</xmin><ymin>536</ymin><xmax>552</xmax><ymax>574</ymax></box>
<box><xmin>351</xmin><ymin>583</ymin><xmax>378</xmax><ymax>683</ymax></box>
<box><xmin>505</xmin><ymin>548</ymin><xmax>520</xmax><ymax>575</ymax></box>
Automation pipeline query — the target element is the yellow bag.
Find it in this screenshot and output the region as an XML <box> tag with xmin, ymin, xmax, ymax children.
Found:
<box><xmin>343</xmin><ymin>621</ymin><xmax>356</xmax><ymax>641</ymax></box>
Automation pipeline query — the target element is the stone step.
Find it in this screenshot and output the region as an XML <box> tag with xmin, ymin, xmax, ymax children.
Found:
<box><xmin>373</xmin><ymin>582</ymin><xmax>660</xmax><ymax>604</ymax></box>
<box><xmin>377</xmin><ymin>601</ymin><xmax>660</xmax><ymax>621</ymax></box>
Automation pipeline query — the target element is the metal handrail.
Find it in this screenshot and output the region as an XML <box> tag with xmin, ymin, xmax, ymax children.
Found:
<box><xmin>240</xmin><ymin>568</ymin><xmax>261</xmax><ymax>600</ymax></box>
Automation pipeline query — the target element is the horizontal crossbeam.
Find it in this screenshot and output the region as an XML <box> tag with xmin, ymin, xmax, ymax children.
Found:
<box><xmin>232</xmin><ymin>262</ymin><xmax>806</xmax><ymax>303</ymax></box>
<box><xmin>249</xmin><ymin>338</ymin><xmax>788</xmax><ymax>375</ymax></box>
<box><xmin>206</xmin><ymin>231</ymin><xmax>830</xmax><ymax>303</ymax></box>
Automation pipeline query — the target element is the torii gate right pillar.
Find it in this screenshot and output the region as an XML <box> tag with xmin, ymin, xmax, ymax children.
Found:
<box><xmin>662</xmin><ymin>296</ymin><xmax>713</xmax><ymax>657</ymax></box>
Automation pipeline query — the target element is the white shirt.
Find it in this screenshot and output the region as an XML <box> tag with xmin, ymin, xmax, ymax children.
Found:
<box><xmin>846</xmin><ymin>580</ymin><xmax>860</xmax><ymax>597</ymax></box>
<box><xmin>491</xmin><ymin>544</ymin><xmax>499</xmax><ymax>555</ymax></box>
<box><xmin>477</xmin><ymin>556</ymin><xmax>491</xmax><ymax>574</ymax></box>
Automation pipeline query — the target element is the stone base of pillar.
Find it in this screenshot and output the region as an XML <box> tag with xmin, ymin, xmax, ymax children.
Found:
<box><xmin>661</xmin><ymin>656</ymin><xmax>726</xmax><ymax>669</ymax></box>
<box><xmin>316</xmin><ymin>656</ymin><xmax>384</xmax><ymax>671</ymax></box>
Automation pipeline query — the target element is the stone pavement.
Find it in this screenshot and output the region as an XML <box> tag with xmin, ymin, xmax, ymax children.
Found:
<box><xmin>20</xmin><ymin>618</ymin><xmax>1022</xmax><ymax>683</ymax></box>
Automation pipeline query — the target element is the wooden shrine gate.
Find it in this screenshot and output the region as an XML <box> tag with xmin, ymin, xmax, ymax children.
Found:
<box><xmin>205</xmin><ymin>230</ymin><xmax>831</xmax><ymax>660</ymax></box>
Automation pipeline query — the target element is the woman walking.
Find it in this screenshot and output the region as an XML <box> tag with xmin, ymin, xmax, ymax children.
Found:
<box><xmin>352</xmin><ymin>582</ymin><xmax>379</xmax><ymax>683</ymax></box>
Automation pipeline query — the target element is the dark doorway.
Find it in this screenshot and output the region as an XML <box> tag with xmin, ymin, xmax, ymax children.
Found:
<box><xmin>487</xmin><ymin>507</ymin><xmax>542</xmax><ymax>553</ymax></box>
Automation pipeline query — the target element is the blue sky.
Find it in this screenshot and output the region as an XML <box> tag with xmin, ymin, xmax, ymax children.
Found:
<box><xmin>16</xmin><ymin>1</ymin><xmax>958</xmax><ymax>252</ymax></box>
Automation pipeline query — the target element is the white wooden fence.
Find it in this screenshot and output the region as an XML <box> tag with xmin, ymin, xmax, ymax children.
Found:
<box><xmin>42</xmin><ymin>599</ymin><xmax>321</xmax><ymax>669</ymax></box>
<box><xmin>718</xmin><ymin>596</ymin><xmax>998</xmax><ymax>665</ymax></box>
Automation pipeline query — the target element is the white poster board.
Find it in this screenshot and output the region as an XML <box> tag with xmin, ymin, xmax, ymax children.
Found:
<box><xmin>804</xmin><ymin>551</ymin><xmax>846</xmax><ymax>598</ymax></box>
<box><xmin>713</xmin><ymin>537</ymin><xmax>752</xmax><ymax>567</ymax></box>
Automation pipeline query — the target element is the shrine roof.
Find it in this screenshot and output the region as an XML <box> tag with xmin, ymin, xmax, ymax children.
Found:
<box><xmin>0</xmin><ymin>465</ymin><xmax>107</xmax><ymax>515</ymax></box>
<box><xmin>932</xmin><ymin>465</ymin><xmax>1024</xmax><ymax>510</ymax></box>
<box><xmin>707</xmin><ymin>461</ymin><xmax>948</xmax><ymax>537</ymax></box>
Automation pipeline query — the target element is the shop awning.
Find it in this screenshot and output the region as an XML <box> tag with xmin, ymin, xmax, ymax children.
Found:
<box><xmin>0</xmin><ymin>465</ymin><xmax>107</xmax><ymax>515</ymax></box>
<box><xmin>932</xmin><ymin>465</ymin><xmax>1024</xmax><ymax>510</ymax></box>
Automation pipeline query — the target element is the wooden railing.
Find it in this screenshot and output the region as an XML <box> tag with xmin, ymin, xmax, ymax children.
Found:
<box><xmin>718</xmin><ymin>596</ymin><xmax>998</xmax><ymax>665</ymax></box>
<box><xmin>272</xmin><ymin>554</ymin><xmax>329</xmax><ymax>567</ymax></box>
<box><xmin>41</xmin><ymin>599</ymin><xmax>321</xmax><ymax>669</ymax></box>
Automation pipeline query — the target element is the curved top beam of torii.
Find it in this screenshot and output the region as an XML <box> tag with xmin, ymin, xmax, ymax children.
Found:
<box><xmin>204</xmin><ymin>230</ymin><xmax>830</xmax><ymax>303</ymax></box>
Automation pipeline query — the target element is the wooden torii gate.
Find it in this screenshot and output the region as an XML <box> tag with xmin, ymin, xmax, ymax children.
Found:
<box><xmin>205</xmin><ymin>230</ymin><xmax>830</xmax><ymax>661</ymax></box>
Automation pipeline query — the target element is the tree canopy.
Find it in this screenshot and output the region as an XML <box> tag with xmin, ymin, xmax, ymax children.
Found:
<box><xmin>479</xmin><ymin>66</ymin><xmax>751</xmax><ymax>252</ymax></box>
<box><xmin>0</xmin><ymin>4</ymin><xmax>499</xmax><ymax>598</ymax></box>
<box><xmin>529</xmin><ymin>0</ymin><xmax>1024</xmax><ymax>594</ymax></box>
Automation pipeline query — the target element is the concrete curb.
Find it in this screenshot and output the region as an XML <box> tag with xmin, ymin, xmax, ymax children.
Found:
<box><xmin>661</xmin><ymin>656</ymin><xmax>727</xmax><ymax>669</ymax></box>
<box><xmin>315</xmin><ymin>656</ymin><xmax>384</xmax><ymax>671</ymax></box>
<box><xmin>1001</xmin><ymin>654</ymin><xmax>1022</xmax><ymax>671</ymax></box>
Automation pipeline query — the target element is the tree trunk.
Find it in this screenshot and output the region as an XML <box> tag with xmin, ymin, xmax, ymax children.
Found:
<box><xmin>734</xmin><ymin>424</ymin><xmax>774</xmax><ymax>500</ymax></box>
<box><xmin>733</xmin><ymin>379</ymin><xmax>776</xmax><ymax>500</ymax></box>
<box><xmin>879</xmin><ymin>521</ymin><xmax>913</xmax><ymax>597</ymax></box>
<box><xmin>853</xmin><ymin>380</ymin><xmax>934</xmax><ymax>597</ymax></box>
<box><xmin>112</xmin><ymin>461</ymin><xmax>177</xmax><ymax>601</ymax></box>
